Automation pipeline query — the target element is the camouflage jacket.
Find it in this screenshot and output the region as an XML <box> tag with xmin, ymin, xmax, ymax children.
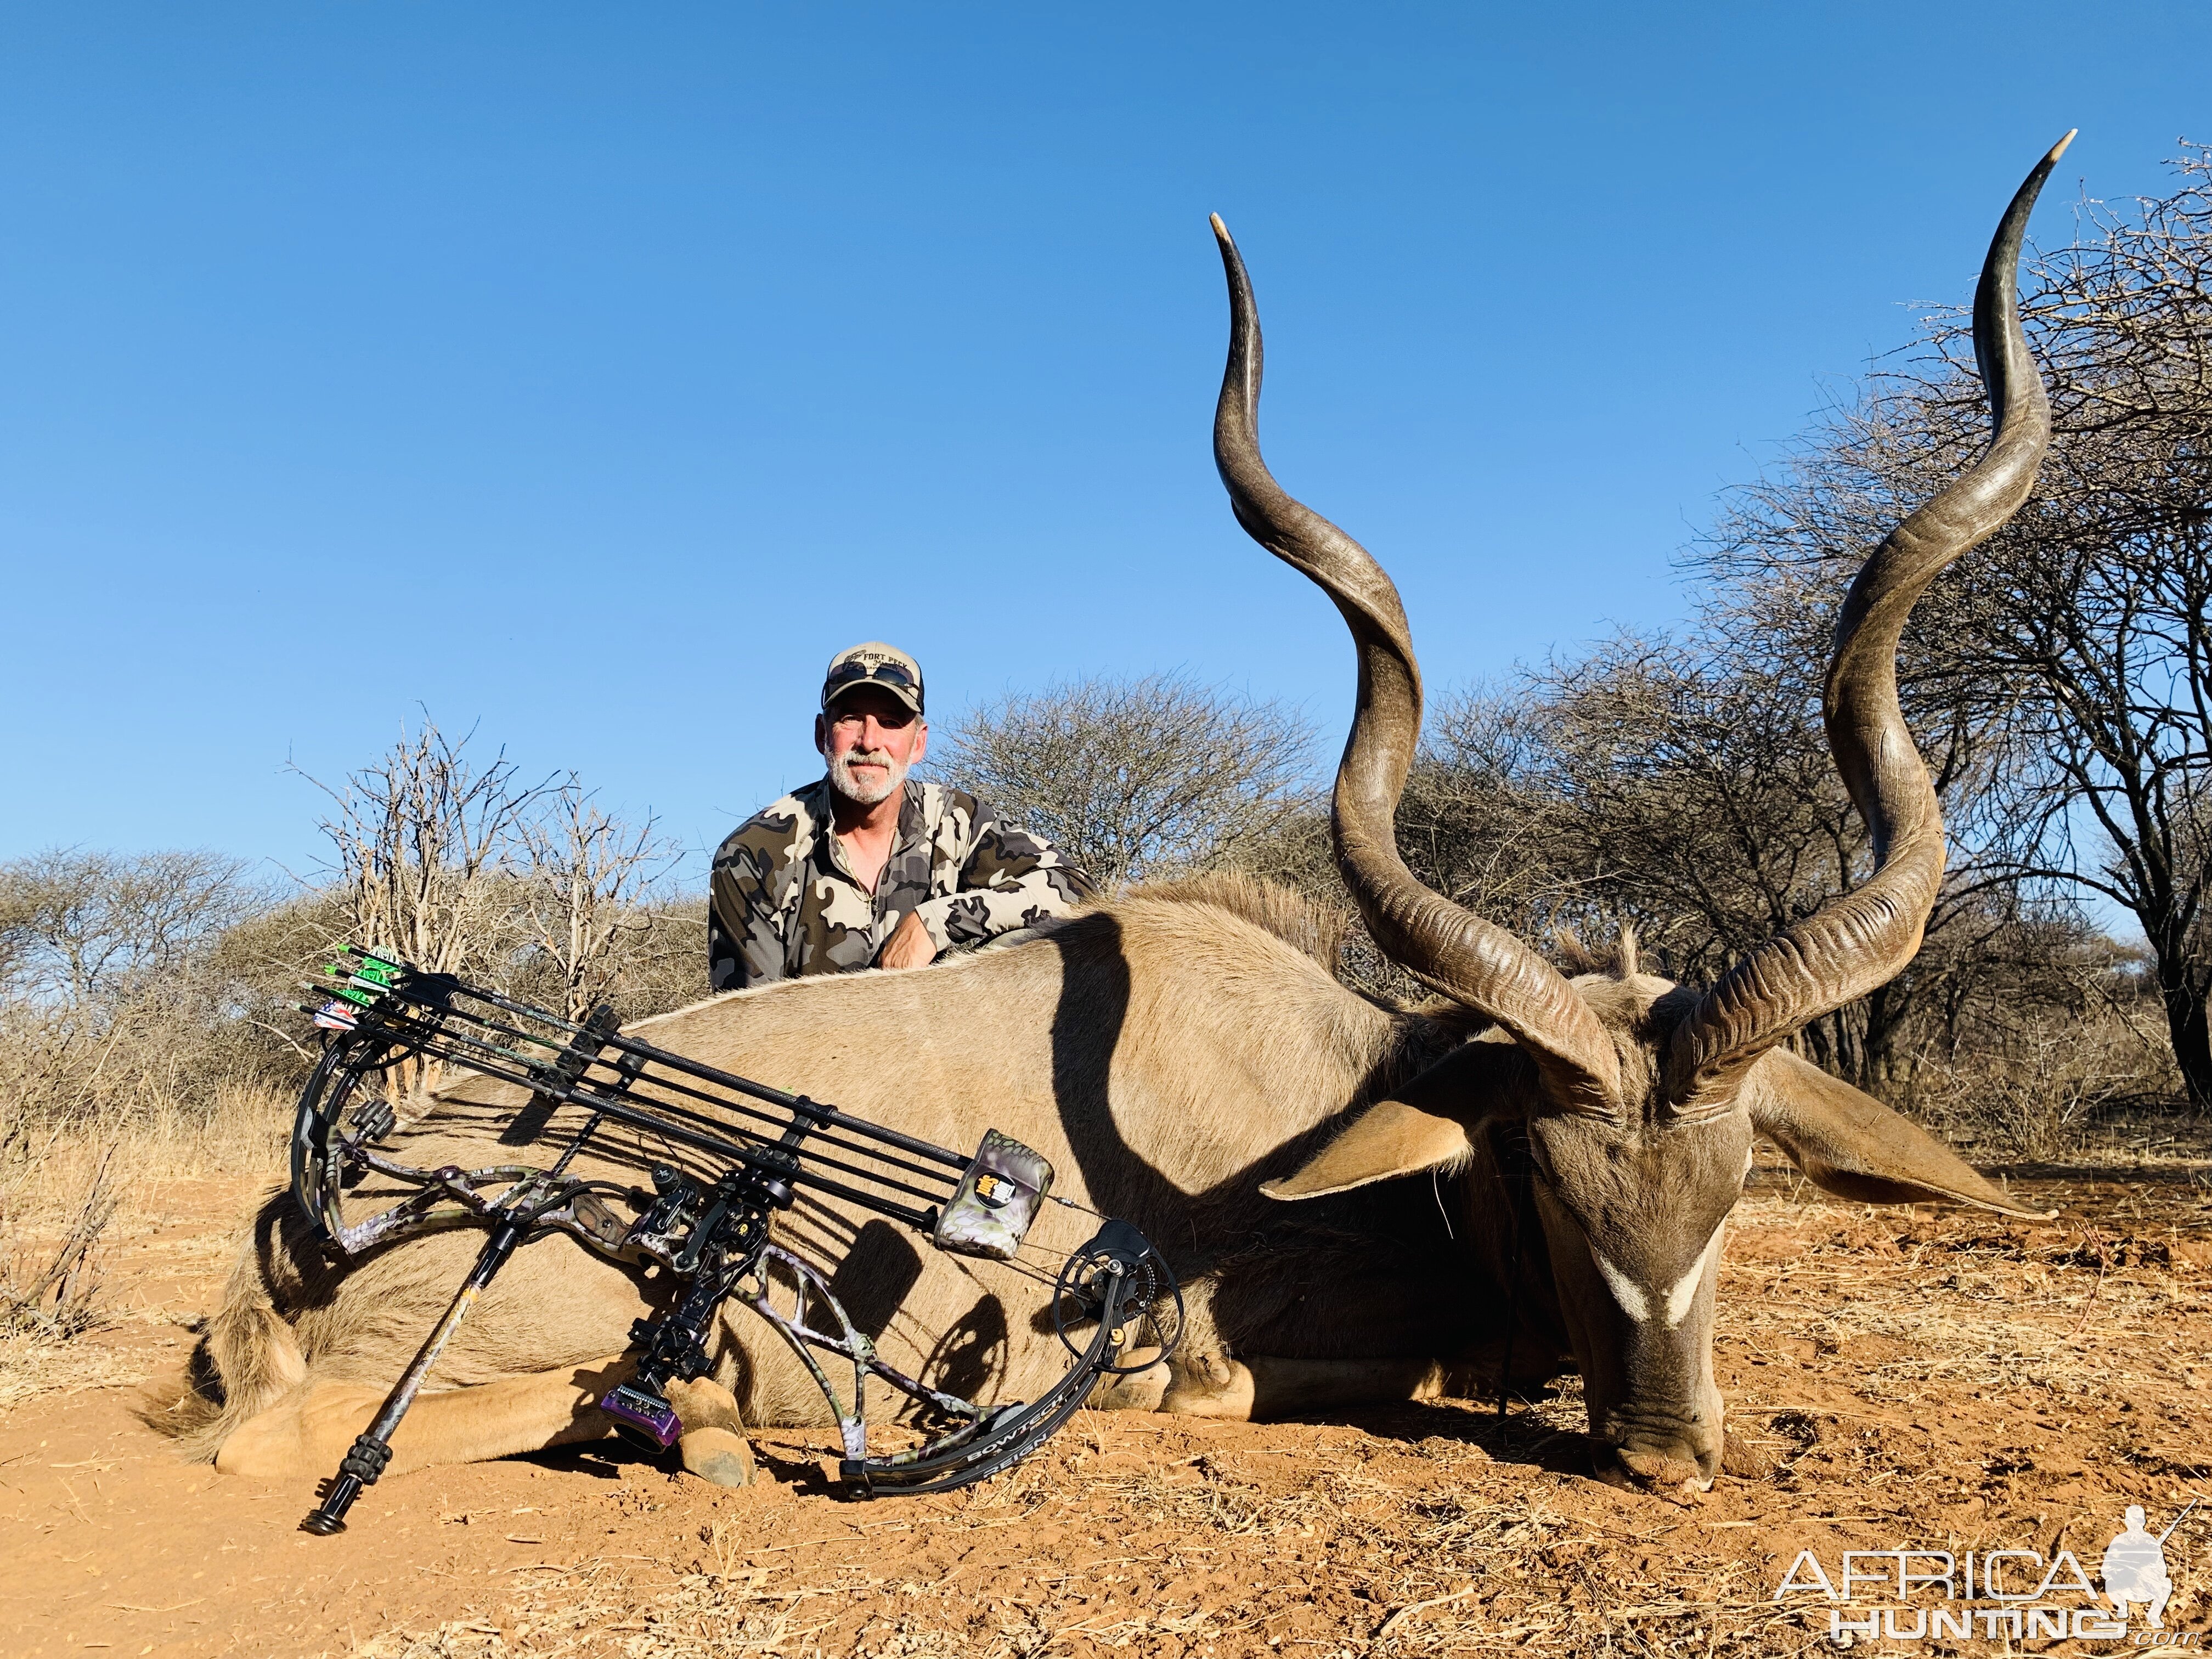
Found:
<box><xmin>708</xmin><ymin>778</ymin><xmax>1094</xmax><ymax>990</ymax></box>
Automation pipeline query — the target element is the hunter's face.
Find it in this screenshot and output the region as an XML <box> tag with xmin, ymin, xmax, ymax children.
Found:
<box><xmin>817</xmin><ymin>687</ymin><xmax>926</xmax><ymax>804</ymax></box>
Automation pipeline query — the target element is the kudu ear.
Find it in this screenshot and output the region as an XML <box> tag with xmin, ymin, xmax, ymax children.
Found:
<box><xmin>1259</xmin><ymin>1100</ymin><xmax>1474</xmax><ymax>1200</ymax></box>
<box><xmin>1748</xmin><ymin>1050</ymin><xmax>2052</xmax><ymax>1220</ymax></box>
<box><xmin>1261</xmin><ymin>1040</ymin><xmax>1532</xmax><ymax>1201</ymax></box>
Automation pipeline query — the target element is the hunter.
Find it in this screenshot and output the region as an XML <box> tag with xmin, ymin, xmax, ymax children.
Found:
<box><xmin>708</xmin><ymin>642</ymin><xmax>1094</xmax><ymax>990</ymax></box>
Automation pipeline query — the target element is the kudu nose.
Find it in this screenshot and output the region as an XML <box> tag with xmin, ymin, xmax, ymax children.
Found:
<box><xmin>1607</xmin><ymin>1444</ymin><xmax>1714</xmax><ymax>1491</ymax></box>
<box><xmin>1596</xmin><ymin>1420</ymin><xmax>1722</xmax><ymax>1496</ymax></box>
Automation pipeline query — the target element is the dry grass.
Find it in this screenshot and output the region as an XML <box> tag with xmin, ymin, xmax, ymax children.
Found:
<box><xmin>337</xmin><ymin>1451</ymin><xmax>1845</xmax><ymax>1659</ymax></box>
<box><xmin>1722</xmin><ymin>1196</ymin><xmax>2203</xmax><ymax>1411</ymax></box>
<box><xmin>0</xmin><ymin>1079</ymin><xmax>290</xmax><ymax>1409</ymax></box>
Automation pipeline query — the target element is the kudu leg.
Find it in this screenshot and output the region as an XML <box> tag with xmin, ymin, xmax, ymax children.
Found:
<box><xmin>1150</xmin><ymin>1351</ymin><xmax>1487</xmax><ymax>1420</ymax></box>
<box><xmin>215</xmin><ymin>1353</ymin><xmax>634</xmax><ymax>1482</ymax></box>
<box><xmin>664</xmin><ymin>1374</ymin><xmax>755</xmax><ymax>1487</ymax></box>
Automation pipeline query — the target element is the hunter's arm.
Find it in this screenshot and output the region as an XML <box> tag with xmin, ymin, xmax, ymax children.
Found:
<box><xmin>910</xmin><ymin>803</ymin><xmax>1094</xmax><ymax>953</ymax></box>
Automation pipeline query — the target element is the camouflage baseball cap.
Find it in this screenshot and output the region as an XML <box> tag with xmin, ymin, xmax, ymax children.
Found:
<box><xmin>821</xmin><ymin>641</ymin><xmax>924</xmax><ymax>716</ymax></box>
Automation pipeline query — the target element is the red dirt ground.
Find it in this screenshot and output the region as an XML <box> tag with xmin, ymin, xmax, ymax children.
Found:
<box><xmin>3</xmin><ymin>1153</ymin><xmax>2208</xmax><ymax>1658</ymax></box>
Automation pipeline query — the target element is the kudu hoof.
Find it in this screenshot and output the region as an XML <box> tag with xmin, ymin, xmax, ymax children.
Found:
<box><xmin>1088</xmin><ymin>1346</ymin><xmax>1172</xmax><ymax>1413</ymax></box>
<box><xmin>1160</xmin><ymin>1351</ymin><xmax>1255</xmax><ymax>1420</ymax></box>
<box><xmin>665</xmin><ymin>1377</ymin><xmax>753</xmax><ymax>1487</ymax></box>
<box><xmin>678</xmin><ymin>1426</ymin><xmax>755</xmax><ymax>1488</ymax></box>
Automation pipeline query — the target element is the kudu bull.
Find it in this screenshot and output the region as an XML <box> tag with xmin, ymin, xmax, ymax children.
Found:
<box><xmin>155</xmin><ymin>138</ymin><xmax>2066</xmax><ymax>1496</ymax></box>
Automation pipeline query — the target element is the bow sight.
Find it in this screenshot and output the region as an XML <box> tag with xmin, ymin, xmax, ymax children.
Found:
<box><xmin>290</xmin><ymin>947</ymin><xmax>1181</xmax><ymax>1536</ymax></box>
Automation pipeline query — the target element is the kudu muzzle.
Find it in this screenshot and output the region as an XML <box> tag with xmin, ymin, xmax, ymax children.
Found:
<box><xmin>1534</xmin><ymin>1166</ymin><xmax>1735</xmax><ymax>1490</ymax></box>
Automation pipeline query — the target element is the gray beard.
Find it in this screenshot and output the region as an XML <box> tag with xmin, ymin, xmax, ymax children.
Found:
<box><xmin>829</xmin><ymin>748</ymin><xmax>906</xmax><ymax>806</ymax></box>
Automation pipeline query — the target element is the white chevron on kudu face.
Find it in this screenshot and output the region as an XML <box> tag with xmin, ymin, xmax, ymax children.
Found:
<box><xmin>1594</xmin><ymin>1220</ymin><xmax>1726</xmax><ymax>1330</ymax></box>
<box><xmin>1663</xmin><ymin>1222</ymin><xmax>1726</xmax><ymax>1329</ymax></box>
<box><xmin>1593</xmin><ymin>1251</ymin><xmax>1651</xmax><ymax>1324</ymax></box>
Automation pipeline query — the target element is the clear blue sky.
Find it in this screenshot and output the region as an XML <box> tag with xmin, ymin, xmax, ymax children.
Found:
<box><xmin>3</xmin><ymin>3</ymin><xmax>2205</xmax><ymax>884</ymax></box>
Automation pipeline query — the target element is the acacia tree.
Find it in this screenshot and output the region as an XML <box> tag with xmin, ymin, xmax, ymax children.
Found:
<box><xmin>1391</xmin><ymin>684</ymin><xmax>1580</xmax><ymax>933</ymax></box>
<box><xmin>0</xmin><ymin>849</ymin><xmax>278</xmax><ymax>1125</ymax></box>
<box><xmin>935</xmin><ymin>672</ymin><xmax>1315</xmax><ymax>890</ymax></box>
<box><xmin>0</xmin><ymin>849</ymin><xmax>259</xmax><ymax>1008</ymax></box>
<box><xmin>300</xmin><ymin>718</ymin><xmax>696</xmax><ymax>1029</ymax></box>
<box><xmin>298</xmin><ymin>719</ymin><xmax>554</xmax><ymax>983</ymax></box>
<box><xmin>1707</xmin><ymin>146</ymin><xmax>2212</xmax><ymax>1104</ymax></box>
<box><xmin>516</xmin><ymin>790</ymin><xmax>686</xmax><ymax>1021</ymax></box>
<box><xmin>1407</xmin><ymin>617</ymin><xmax>2024</xmax><ymax>1092</ymax></box>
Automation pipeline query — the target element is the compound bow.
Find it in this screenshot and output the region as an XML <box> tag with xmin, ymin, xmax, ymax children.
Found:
<box><xmin>289</xmin><ymin>947</ymin><xmax>1181</xmax><ymax>1535</ymax></box>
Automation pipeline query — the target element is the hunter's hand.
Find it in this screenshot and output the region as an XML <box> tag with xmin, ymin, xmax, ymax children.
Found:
<box><xmin>877</xmin><ymin>910</ymin><xmax>938</xmax><ymax>972</ymax></box>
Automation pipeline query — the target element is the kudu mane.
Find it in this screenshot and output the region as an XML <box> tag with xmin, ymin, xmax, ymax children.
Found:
<box><xmin>1100</xmin><ymin>868</ymin><xmax>1350</xmax><ymax>976</ymax></box>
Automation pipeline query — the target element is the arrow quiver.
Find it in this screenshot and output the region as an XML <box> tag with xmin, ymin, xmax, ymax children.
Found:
<box><xmin>289</xmin><ymin>947</ymin><xmax>1181</xmax><ymax>1535</ymax></box>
